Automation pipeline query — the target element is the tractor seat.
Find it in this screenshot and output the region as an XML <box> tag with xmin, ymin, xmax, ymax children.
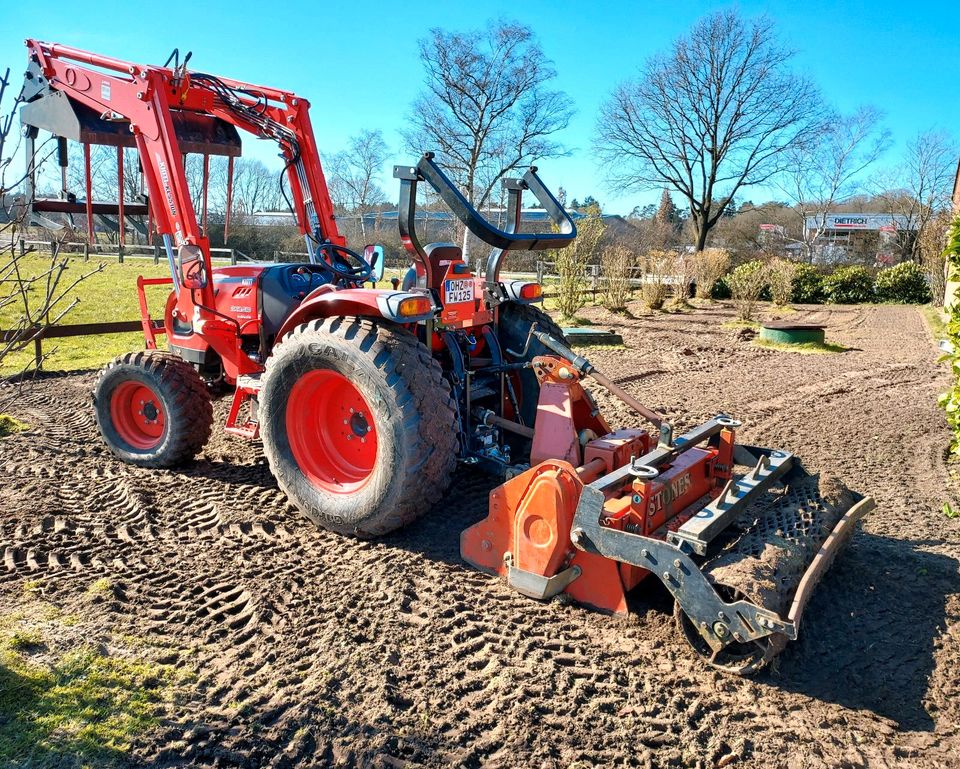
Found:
<box><xmin>424</xmin><ymin>243</ymin><xmax>463</xmax><ymax>289</ymax></box>
<box><xmin>401</xmin><ymin>243</ymin><xmax>466</xmax><ymax>291</ymax></box>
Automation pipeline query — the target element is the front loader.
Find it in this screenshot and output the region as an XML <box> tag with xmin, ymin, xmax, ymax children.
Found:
<box><xmin>18</xmin><ymin>40</ymin><xmax>874</xmax><ymax>675</ymax></box>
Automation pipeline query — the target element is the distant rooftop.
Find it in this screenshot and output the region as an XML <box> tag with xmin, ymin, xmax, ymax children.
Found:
<box><xmin>244</xmin><ymin>209</ymin><xmax>625</xmax><ymax>227</ymax></box>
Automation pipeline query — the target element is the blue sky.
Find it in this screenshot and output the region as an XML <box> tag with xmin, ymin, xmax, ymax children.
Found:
<box><xmin>3</xmin><ymin>0</ymin><xmax>959</xmax><ymax>215</ymax></box>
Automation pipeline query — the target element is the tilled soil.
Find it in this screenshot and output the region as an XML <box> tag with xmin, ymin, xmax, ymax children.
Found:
<box><xmin>1</xmin><ymin>302</ymin><xmax>958</xmax><ymax>768</ymax></box>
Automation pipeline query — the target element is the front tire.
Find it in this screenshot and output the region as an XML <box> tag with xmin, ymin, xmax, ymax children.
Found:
<box><xmin>93</xmin><ymin>351</ymin><xmax>213</xmax><ymax>467</ymax></box>
<box><xmin>259</xmin><ymin>317</ymin><xmax>458</xmax><ymax>537</ymax></box>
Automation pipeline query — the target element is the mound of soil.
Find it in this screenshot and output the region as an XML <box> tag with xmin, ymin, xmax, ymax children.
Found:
<box><xmin>1</xmin><ymin>303</ymin><xmax>958</xmax><ymax>768</ymax></box>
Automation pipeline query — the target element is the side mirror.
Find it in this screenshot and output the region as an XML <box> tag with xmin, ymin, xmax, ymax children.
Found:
<box><xmin>362</xmin><ymin>244</ymin><xmax>385</xmax><ymax>282</ymax></box>
<box><xmin>178</xmin><ymin>243</ymin><xmax>208</xmax><ymax>290</ymax></box>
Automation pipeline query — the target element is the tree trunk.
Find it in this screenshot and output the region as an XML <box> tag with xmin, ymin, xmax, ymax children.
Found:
<box><xmin>694</xmin><ymin>218</ymin><xmax>709</xmax><ymax>252</ymax></box>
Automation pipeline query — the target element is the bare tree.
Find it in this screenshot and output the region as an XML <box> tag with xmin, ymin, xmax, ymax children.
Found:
<box><xmin>404</xmin><ymin>20</ymin><xmax>573</xmax><ymax>258</ymax></box>
<box><xmin>875</xmin><ymin>129</ymin><xmax>958</xmax><ymax>261</ymax></box>
<box><xmin>231</xmin><ymin>158</ymin><xmax>282</xmax><ymax>216</ymax></box>
<box><xmin>329</xmin><ymin>130</ymin><xmax>389</xmax><ymax>241</ymax></box>
<box><xmin>776</xmin><ymin>107</ymin><xmax>890</xmax><ymax>262</ymax></box>
<box><xmin>1</xmin><ymin>68</ymin><xmax>104</xmax><ymax>386</ymax></box>
<box><xmin>596</xmin><ymin>10</ymin><xmax>824</xmax><ymax>252</ymax></box>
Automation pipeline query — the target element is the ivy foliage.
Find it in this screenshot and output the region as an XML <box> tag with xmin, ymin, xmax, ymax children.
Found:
<box><xmin>938</xmin><ymin>215</ymin><xmax>960</xmax><ymax>457</ymax></box>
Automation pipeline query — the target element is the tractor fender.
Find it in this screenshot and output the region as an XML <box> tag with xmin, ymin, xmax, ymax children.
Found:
<box><xmin>274</xmin><ymin>287</ymin><xmax>435</xmax><ymax>341</ymax></box>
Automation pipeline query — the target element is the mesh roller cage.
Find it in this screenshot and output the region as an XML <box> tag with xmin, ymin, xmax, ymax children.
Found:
<box><xmin>670</xmin><ymin>474</ymin><xmax>858</xmax><ymax>673</ymax></box>
<box><xmin>706</xmin><ymin>474</ymin><xmax>855</xmax><ymax>615</ymax></box>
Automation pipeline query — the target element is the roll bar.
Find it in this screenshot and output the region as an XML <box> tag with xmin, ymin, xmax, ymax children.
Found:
<box><xmin>393</xmin><ymin>152</ymin><xmax>576</xmax><ymax>285</ymax></box>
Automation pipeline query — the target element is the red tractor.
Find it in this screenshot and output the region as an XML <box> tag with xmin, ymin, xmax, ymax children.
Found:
<box><xmin>20</xmin><ymin>41</ymin><xmax>875</xmax><ymax>674</ymax></box>
<box><xmin>18</xmin><ymin>40</ymin><xmax>574</xmax><ymax>536</ymax></box>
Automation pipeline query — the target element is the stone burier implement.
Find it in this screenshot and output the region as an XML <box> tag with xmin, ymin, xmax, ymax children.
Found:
<box><xmin>461</xmin><ymin>328</ymin><xmax>874</xmax><ymax>674</ymax></box>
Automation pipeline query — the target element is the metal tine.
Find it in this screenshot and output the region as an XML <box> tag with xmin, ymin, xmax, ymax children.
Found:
<box><xmin>718</xmin><ymin>455</ymin><xmax>770</xmax><ymax>507</ymax></box>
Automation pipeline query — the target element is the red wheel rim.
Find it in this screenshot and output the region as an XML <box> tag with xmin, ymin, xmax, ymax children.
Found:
<box><xmin>110</xmin><ymin>380</ymin><xmax>166</xmax><ymax>450</ymax></box>
<box><xmin>285</xmin><ymin>369</ymin><xmax>378</xmax><ymax>494</ymax></box>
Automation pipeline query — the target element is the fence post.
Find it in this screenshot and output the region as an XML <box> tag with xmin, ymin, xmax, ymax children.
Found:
<box><xmin>18</xmin><ymin>238</ymin><xmax>25</xmax><ymax>257</ymax></box>
<box><xmin>118</xmin><ymin>243</ymin><xmax>124</xmax><ymax>264</ymax></box>
<box><xmin>536</xmin><ymin>260</ymin><xmax>544</xmax><ymax>283</ymax></box>
<box><xmin>231</xmin><ymin>249</ymin><xmax>237</xmax><ymax>266</ymax></box>
<box><xmin>34</xmin><ymin>337</ymin><xmax>42</xmax><ymax>369</ymax></box>
<box><xmin>50</xmin><ymin>240</ymin><xmax>57</xmax><ymax>258</ymax></box>
<box><xmin>83</xmin><ymin>243</ymin><xmax>89</xmax><ymax>261</ymax></box>
<box><xmin>154</xmin><ymin>243</ymin><xmax>160</xmax><ymax>265</ymax></box>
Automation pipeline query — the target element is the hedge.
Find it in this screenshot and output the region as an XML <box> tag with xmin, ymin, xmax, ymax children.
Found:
<box><xmin>874</xmin><ymin>262</ymin><xmax>932</xmax><ymax>304</ymax></box>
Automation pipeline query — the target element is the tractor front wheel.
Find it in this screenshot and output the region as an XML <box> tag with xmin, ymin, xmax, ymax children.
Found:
<box><xmin>93</xmin><ymin>351</ymin><xmax>213</xmax><ymax>467</ymax></box>
<box><xmin>259</xmin><ymin>317</ymin><xmax>458</xmax><ymax>537</ymax></box>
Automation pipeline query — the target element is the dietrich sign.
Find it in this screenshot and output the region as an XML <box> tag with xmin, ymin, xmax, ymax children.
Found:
<box><xmin>804</xmin><ymin>214</ymin><xmax>913</xmax><ymax>232</ymax></box>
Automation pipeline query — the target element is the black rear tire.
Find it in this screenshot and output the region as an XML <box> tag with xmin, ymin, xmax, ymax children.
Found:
<box><xmin>93</xmin><ymin>351</ymin><xmax>213</xmax><ymax>467</ymax></box>
<box><xmin>259</xmin><ymin>317</ymin><xmax>458</xmax><ymax>537</ymax></box>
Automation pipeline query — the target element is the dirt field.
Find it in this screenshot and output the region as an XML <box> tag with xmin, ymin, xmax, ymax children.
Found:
<box><xmin>1</xmin><ymin>302</ymin><xmax>958</xmax><ymax>768</ymax></box>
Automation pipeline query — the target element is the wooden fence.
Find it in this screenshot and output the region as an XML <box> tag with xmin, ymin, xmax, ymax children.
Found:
<box><xmin>1</xmin><ymin>320</ymin><xmax>153</xmax><ymax>369</ymax></box>
<box><xmin>17</xmin><ymin>238</ymin><xmax>251</xmax><ymax>265</ymax></box>
<box><xmin>2</xmin><ymin>256</ymin><xmax>657</xmax><ymax>369</ymax></box>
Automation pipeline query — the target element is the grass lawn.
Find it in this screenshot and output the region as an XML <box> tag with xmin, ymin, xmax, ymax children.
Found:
<box><xmin>1</xmin><ymin>254</ymin><xmax>174</xmax><ymax>375</ymax></box>
<box><xmin>754</xmin><ymin>338</ymin><xmax>849</xmax><ymax>354</ymax></box>
<box><xmin>0</xmin><ymin>591</ymin><xmax>191</xmax><ymax>768</ymax></box>
<box><xmin>920</xmin><ymin>303</ymin><xmax>947</xmax><ymax>342</ymax></box>
<box><xmin>1</xmin><ymin>255</ymin><xmax>409</xmax><ymax>376</ymax></box>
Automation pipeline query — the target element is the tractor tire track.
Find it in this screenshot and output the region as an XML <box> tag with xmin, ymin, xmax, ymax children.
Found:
<box><xmin>0</xmin><ymin>303</ymin><xmax>958</xmax><ymax>768</ymax></box>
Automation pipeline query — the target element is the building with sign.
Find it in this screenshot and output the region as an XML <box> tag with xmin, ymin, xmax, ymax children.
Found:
<box><xmin>803</xmin><ymin>213</ymin><xmax>915</xmax><ymax>264</ymax></box>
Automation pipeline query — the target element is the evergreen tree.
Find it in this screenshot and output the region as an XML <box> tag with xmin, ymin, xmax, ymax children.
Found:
<box><xmin>654</xmin><ymin>189</ymin><xmax>679</xmax><ymax>229</ymax></box>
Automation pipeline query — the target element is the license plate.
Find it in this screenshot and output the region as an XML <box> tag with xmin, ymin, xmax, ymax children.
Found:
<box><xmin>444</xmin><ymin>279</ymin><xmax>474</xmax><ymax>304</ymax></box>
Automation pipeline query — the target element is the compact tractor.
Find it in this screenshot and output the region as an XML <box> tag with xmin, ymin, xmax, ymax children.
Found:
<box><xmin>19</xmin><ymin>41</ymin><xmax>874</xmax><ymax>674</ymax></box>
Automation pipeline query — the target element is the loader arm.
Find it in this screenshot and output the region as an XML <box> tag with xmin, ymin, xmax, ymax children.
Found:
<box><xmin>21</xmin><ymin>39</ymin><xmax>344</xmax><ymax>378</ymax></box>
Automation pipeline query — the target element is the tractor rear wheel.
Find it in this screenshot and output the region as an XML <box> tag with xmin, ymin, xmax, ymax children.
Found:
<box><xmin>497</xmin><ymin>302</ymin><xmax>570</xmax><ymax>439</ymax></box>
<box><xmin>93</xmin><ymin>351</ymin><xmax>213</xmax><ymax>467</ymax></box>
<box><xmin>259</xmin><ymin>317</ymin><xmax>458</xmax><ymax>537</ymax></box>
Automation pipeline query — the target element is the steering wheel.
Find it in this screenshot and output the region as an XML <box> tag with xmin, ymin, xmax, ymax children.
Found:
<box><xmin>315</xmin><ymin>242</ymin><xmax>373</xmax><ymax>283</ymax></box>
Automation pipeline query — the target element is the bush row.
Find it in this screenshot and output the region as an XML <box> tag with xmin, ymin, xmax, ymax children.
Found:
<box><xmin>711</xmin><ymin>261</ymin><xmax>931</xmax><ymax>305</ymax></box>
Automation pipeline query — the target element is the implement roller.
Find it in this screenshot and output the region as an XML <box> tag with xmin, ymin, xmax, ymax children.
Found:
<box><xmin>461</xmin><ymin>327</ymin><xmax>874</xmax><ymax>674</ymax></box>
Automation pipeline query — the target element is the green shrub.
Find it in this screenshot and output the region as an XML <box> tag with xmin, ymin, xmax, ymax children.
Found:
<box><xmin>711</xmin><ymin>275</ymin><xmax>731</xmax><ymax>300</ymax></box>
<box><xmin>874</xmin><ymin>262</ymin><xmax>932</xmax><ymax>304</ymax></box>
<box><xmin>727</xmin><ymin>260</ymin><xmax>768</xmax><ymax>320</ymax></box>
<box><xmin>938</xmin><ymin>213</ymin><xmax>960</xmax><ymax>457</ymax></box>
<box><xmin>791</xmin><ymin>263</ymin><xmax>825</xmax><ymax>303</ymax></box>
<box><xmin>767</xmin><ymin>258</ymin><xmax>797</xmax><ymax>305</ymax></box>
<box><xmin>823</xmin><ymin>266</ymin><xmax>875</xmax><ymax>304</ymax></box>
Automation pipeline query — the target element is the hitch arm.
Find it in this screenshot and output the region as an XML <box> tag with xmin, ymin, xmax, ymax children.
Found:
<box><xmin>511</xmin><ymin>324</ymin><xmax>665</xmax><ymax>429</ymax></box>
